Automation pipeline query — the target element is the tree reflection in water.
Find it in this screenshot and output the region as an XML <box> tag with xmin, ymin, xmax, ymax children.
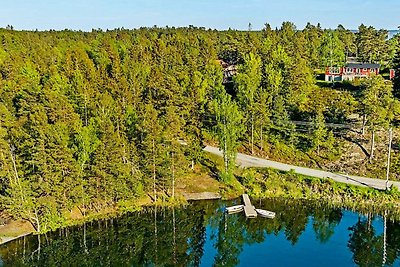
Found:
<box><xmin>0</xmin><ymin>199</ymin><xmax>399</xmax><ymax>267</ymax></box>
<box><xmin>348</xmin><ymin>212</ymin><xmax>400</xmax><ymax>267</ymax></box>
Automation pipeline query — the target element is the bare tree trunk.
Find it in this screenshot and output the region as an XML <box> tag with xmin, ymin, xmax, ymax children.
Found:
<box><xmin>260</xmin><ymin>124</ymin><xmax>263</xmax><ymax>153</ymax></box>
<box><xmin>386</xmin><ymin>128</ymin><xmax>393</xmax><ymax>190</ymax></box>
<box><xmin>152</xmin><ymin>138</ymin><xmax>157</xmax><ymax>202</ymax></box>
<box><xmin>30</xmin><ymin>209</ymin><xmax>41</xmax><ymax>233</ymax></box>
<box><xmin>79</xmin><ymin>162</ymin><xmax>87</xmax><ymax>218</ymax></box>
<box><xmin>370</xmin><ymin>129</ymin><xmax>375</xmax><ymax>163</ymax></box>
<box><xmin>23</xmin><ymin>236</ymin><xmax>26</xmax><ymax>259</ymax></box>
<box><xmin>154</xmin><ymin>206</ymin><xmax>158</xmax><ymax>265</ymax></box>
<box><xmin>367</xmin><ymin>212</ymin><xmax>372</xmax><ymax>230</ymax></box>
<box><xmin>382</xmin><ymin>210</ymin><xmax>387</xmax><ymax>266</ymax></box>
<box><xmin>224</xmin><ymin>137</ymin><xmax>228</xmax><ymax>173</ymax></box>
<box><xmin>223</xmin><ymin>118</ymin><xmax>228</xmax><ymax>173</ymax></box>
<box><xmin>31</xmin><ymin>234</ymin><xmax>41</xmax><ymax>261</ymax></box>
<box><xmin>9</xmin><ymin>144</ymin><xmax>24</xmax><ymax>201</ymax></box>
<box><xmin>191</xmin><ymin>159</ymin><xmax>194</xmax><ymax>171</ymax></box>
<box><xmin>251</xmin><ymin>116</ymin><xmax>254</xmax><ymax>154</ymax></box>
<box><xmin>172</xmin><ymin>207</ymin><xmax>176</xmax><ymax>265</ymax></box>
<box><xmin>171</xmin><ymin>151</ymin><xmax>175</xmax><ymax>198</ymax></box>
<box><xmin>83</xmin><ymin>223</ymin><xmax>88</xmax><ymax>254</ymax></box>
<box><xmin>84</xmin><ymin>94</ymin><xmax>88</xmax><ymax>127</ymax></box>
<box><xmin>362</xmin><ymin>114</ymin><xmax>366</xmax><ymax>136</ymax></box>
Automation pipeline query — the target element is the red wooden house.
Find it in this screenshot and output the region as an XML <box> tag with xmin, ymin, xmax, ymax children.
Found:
<box><xmin>325</xmin><ymin>63</ymin><xmax>380</xmax><ymax>82</ymax></box>
<box><xmin>390</xmin><ymin>69</ymin><xmax>396</xmax><ymax>80</ymax></box>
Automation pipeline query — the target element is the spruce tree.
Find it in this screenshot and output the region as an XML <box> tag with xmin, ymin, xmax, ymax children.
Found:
<box><xmin>393</xmin><ymin>48</ymin><xmax>400</xmax><ymax>95</ymax></box>
<box><xmin>361</xmin><ymin>76</ymin><xmax>395</xmax><ymax>162</ymax></box>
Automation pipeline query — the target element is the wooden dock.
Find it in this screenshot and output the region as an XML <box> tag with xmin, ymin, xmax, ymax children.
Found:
<box><xmin>242</xmin><ymin>194</ymin><xmax>257</xmax><ymax>218</ymax></box>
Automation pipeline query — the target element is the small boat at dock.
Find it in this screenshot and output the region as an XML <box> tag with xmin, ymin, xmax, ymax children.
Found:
<box><xmin>255</xmin><ymin>209</ymin><xmax>276</xmax><ymax>219</ymax></box>
<box><xmin>225</xmin><ymin>195</ymin><xmax>276</xmax><ymax>219</ymax></box>
<box><xmin>226</xmin><ymin>205</ymin><xmax>244</xmax><ymax>214</ymax></box>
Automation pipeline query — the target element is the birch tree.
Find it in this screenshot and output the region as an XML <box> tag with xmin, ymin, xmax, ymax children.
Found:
<box><xmin>213</xmin><ymin>86</ymin><xmax>244</xmax><ymax>182</ymax></box>
<box><xmin>234</xmin><ymin>52</ymin><xmax>262</xmax><ymax>154</ymax></box>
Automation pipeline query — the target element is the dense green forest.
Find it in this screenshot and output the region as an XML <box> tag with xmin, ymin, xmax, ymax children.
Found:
<box><xmin>1</xmin><ymin>23</ymin><xmax>400</xmax><ymax>232</ymax></box>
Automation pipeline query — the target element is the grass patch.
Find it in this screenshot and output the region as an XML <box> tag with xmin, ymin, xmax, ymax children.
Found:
<box><xmin>237</xmin><ymin>167</ymin><xmax>400</xmax><ymax>219</ymax></box>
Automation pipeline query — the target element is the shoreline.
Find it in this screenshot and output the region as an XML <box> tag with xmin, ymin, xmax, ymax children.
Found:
<box><xmin>0</xmin><ymin>191</ymin><xmax>222</xmax><ymax>246</ymax></box>
<box><xmin>181</xmin><ymin>192</ymin><xmax>222</xmax><ymax>200</ymax></box>
<box><xmin>1</xmin><ymin>195</ymin><xmax>399</xmax><ymax>246</ymax></box>
<box><xmin>0</xmin><ymin>233</ymin><xmax>32</xmax><ymax>246</ymax></box>
<box><xmin>0</xmin><ymin>218</ymin><xmax>35</xmax><ymax>246</ymax></box>
<box><xmin>2</xmin><ymin>174</ymin><xmax>400</xmax><ymax>246</ymax></box>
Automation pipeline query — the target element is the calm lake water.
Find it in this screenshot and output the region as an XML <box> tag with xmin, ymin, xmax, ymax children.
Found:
<box><xmin>1</xmin><ymin>199</ymin><xmax>400</xmax><ymax>266</ymax></box>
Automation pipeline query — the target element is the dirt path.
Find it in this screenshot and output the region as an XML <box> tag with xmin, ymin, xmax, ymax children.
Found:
<box><xmin>204</xmin><ymin>146</ymin><xmax>400</xmax><ymax>191</ymax></box>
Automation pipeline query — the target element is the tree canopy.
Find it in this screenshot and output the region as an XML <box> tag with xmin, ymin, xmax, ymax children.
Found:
<box><xmin>0</xmin><ymin>24</ymin><xmax>399</xmax><ymax>231</ymax></box>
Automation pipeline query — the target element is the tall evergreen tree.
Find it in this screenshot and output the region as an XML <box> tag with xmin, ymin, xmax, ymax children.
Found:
<box><xmin>139</xmin><ymin>103</ymin><xmax>163</xmax><ymax>201</ymax></box>
<box><xmin>357</xmin><ymin>25</ymin><xmax>389</xmax><ymax>63</ymax></box>
<box><xmin>392</xmin><ymin>48</ymin><xmax>400</xmax><ymax>95</ymax></box>
<box><xmin>361</xmin><ymin>76</ymin><xmax>396</xmax><ymax>162</ymax></box>
<box><xmin>310</xmin><ymin>110</ymin><xmax>334</xmax><ymax>156</ymax></box>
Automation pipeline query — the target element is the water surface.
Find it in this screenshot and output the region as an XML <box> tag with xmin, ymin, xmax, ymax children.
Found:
<box><xmin>1</xmin><ymin>199</ymin><xmax>399</xmax><ymax>266</ymax></box>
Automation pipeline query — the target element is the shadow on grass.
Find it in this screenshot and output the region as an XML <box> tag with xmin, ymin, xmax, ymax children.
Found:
<box><xmin>200</xmin><ymin>157</ymin><xmax>220</xmax><ymax>180</ymax></box>
<box><xmin>304</xmin><ymin>152</ymin><xmax>323</xmax><ymax>169</ymax></box>
<box><xmin>342</xmin><ymin>135</ymin><xmax>370</xmax><ymax>159</ymax></box>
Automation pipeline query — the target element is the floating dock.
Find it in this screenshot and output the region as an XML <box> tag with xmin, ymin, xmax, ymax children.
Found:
<box><xmin>242</xmin><ymin>194</ymin><xmax>257</xmax><ymax>218</ymax></box>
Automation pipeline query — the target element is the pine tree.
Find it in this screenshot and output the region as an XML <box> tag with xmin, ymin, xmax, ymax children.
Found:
<box><xmin>357</xmin><ymin>25</ymin><xmax>389</xmax><ymax>63</ymax></box>
<box><xmin>163</xmin><ymin>105</ymin><xmax>187</xmax><ymax>198</ymax></box>
<box><xmin>336</xmin><ymin>25</ymin><xmax>356</xmax><ymax>60</ymax></box>
<box><xmin>311</xmin><ymin>111</ymin><xmax>326</xmax><ymax>155</ymax></box>
<box><xmin>303</xmin><ymin>23</ymin><xmax>323</xmax><ymax>68</ymax></box>
<box><xmin>139</xmin><ymin>103</ymin><xmax>163</xmax><ymax>201</ymax></box>
<box><xmin>393</xmin><ymin>48</ymin><xmax>400</xmax><ymax>94</ymax></box>
<box><xmin>310</xmin><ymin>110</ymin><xmax>334</xmax><ymax>156</ymax></box>
<box><xmin>361</xmin><ymin>76</ymin><xmax>395</xmax><ymax>162</ymax></box>
<box><xmin>185</xmin><ymin>70</ymin><xmax>207</xmax><ymax>170</ymax></box>
<box><xmin>0</xmin><ymin>104</ymin><xmax>16</xmax><ymax>204</ymax></box>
